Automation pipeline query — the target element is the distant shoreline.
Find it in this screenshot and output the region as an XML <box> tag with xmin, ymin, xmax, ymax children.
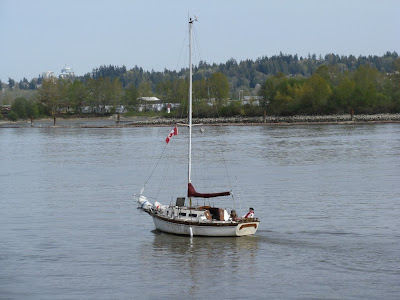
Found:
<box><xmin>126</xmin><ymin>113</ymin><xmax>400</xmax><ymax>127</ymax></box>
<box><xmin>1</xmin><ymin>113</ymin><xmax>400</xmax><ymax>128</ymax></box>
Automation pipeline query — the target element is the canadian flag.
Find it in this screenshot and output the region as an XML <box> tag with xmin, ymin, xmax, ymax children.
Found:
<box><xmin>165</xmin><ymin>127</ymin><xmax>178</xmax><ymax>144</ymax></box>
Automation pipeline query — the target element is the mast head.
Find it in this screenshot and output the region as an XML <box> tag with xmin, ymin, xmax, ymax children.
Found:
<box><xmin>189</xmin><ymin>16</ymin><xmax>198</xmax><ymax>24</ymax></box>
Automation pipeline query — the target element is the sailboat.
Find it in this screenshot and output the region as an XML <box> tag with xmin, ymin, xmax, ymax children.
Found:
<box><xmin>136</xmin><ymin>17</ymin><xmax>259</xmax><ymax>237</ymax></box>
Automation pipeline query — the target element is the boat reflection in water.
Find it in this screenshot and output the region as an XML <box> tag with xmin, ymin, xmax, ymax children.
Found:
<box><xmin>143</xmin><ymin>231</ymin><xmax>260</xmax><ymax>297</ymax></box>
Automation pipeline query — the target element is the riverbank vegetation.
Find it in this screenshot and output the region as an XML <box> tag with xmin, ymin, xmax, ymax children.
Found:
<box><xmin>259</xmin><ymin>62</ymin><xmax>400</xmax><ymax>116</ymax></box>
<box><xmin>1</xmin><ymin>52</ymin><xmax>399</xmax><ymax>120</ymax></box>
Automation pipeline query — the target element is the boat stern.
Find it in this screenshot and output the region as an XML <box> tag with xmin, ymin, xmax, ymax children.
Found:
<box><xmin>235</xmin><ymin>220</ymin><xmax>259</xmax><ymax>236</ymax></box>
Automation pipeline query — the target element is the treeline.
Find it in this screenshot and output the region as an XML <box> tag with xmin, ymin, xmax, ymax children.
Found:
<box><xmin>259</xmin><ymin>62</ymin><xmax>400</xmax><ymax>115</ymax></box>
<box><xmin>1</xmin><ymin>51</ymin><xmax>399</xmax><ymax>119</ymax></box>
<box><xmin>2</xmin><ymin>51</ymin><xmax>397</xmax><ymax>95</ymax></box>
<box><xmin>2</xmin><ymin>77</ymin><xmax>43</xmax><ymax>91</ymax></box>
<box><xmin>4</xmin><ymin>71</ymin><xmax>230</xmax><ymax>120</ymax></box>
<box><xmin>79</xmin><ymin>51</ymin><xmax>400</xmax><ymax>98</ymax></box>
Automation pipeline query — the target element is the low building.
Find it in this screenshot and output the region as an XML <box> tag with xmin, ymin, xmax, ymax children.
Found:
<box><xmin>137</xmin><ymin>96</ymin><xmax>164</xmax><ymax>112</ymax></box>
<box><xmin>241</xmin><ymin>96</ymin><xmax>262</xmax><ymax>106</ymax></box>
<box><xmin>115</xmin><ymin>105</ymin><xmax>127</xmax><ymax>113</ymax></box>
<box><xmin>81</xmin><ymin>106</ymin><xmax>93</xmax><ymax>114</ymax></box>
<box><xmin>93</xmin><ymin>105</ymin><xmax>113</xmax><ymax>114</ymax></box>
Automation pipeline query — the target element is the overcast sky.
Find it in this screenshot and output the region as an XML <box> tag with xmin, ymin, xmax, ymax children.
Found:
<box><xmin>1</xmin><ymin>0</ymin><xmax>399</xmax><ymax>82</ymax></box>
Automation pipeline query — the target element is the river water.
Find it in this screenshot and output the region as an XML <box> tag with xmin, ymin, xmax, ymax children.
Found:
<box><xmin>0</xmin><ymin>123</ymin><xmax>399</xmax><ymax>299</ymax></box>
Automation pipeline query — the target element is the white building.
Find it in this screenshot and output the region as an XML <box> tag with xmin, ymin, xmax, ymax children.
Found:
<box><xmin>42</xmin><ymin>71</ymin><xmax>54</xmax><ymax>79</ymax></box>
<box><xmin>59</xmin><ymin>67</ymin><xmax>75</xmax><ymax>79</ymax></box>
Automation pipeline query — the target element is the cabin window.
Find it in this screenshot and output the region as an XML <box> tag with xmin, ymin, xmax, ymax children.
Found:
<box><xmin>189</xmin><ymin>213</ymin><xmax>197</xmax><ymax>217</ymax></box>
<box><xmin>179</xmin><ymin>213</ymin><xmax>187</xmax><ymax>216</ymax></box>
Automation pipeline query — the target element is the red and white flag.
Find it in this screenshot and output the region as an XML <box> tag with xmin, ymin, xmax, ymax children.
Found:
<box><xmin>165</xmin><ymin>127</ymin><xmax>178</xmax><ymax>144</ymax></box>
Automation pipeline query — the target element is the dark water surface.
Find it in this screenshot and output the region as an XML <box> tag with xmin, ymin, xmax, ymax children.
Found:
<box><xmin>1</xmin><ymin>124</ymin><xmax>399</xmax><ymax>299</ymax></box>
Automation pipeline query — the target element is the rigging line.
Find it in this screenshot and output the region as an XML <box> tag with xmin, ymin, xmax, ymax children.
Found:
<box><xmin>219</xmin><ymin>138</ymin><xmax>237</xmax><ymax>210</ymax></box>
<box><xmin>220</xmin><ymin>144</ymin><xmax>232</xmax><ymax>189</ymax></box>
<box><xmin>192</xmin><ymin>26</ymin><xmax>203</xmax><ymax>64</ymax></box>
<box><xmin>138</xmin><ymin>210</ymin><xmax>153</xmax><ymax>224</ymax></box>
<box><xmin>234</xmin><ymin>176</ymin><xmax>244</xmax><ymax>213</ymax></box>
<box><xmin>175</xmin><ymin>28</ymin><xmax>189</xmax><ymax>72</ymax></box>
<box><xmin>142</xmin><ymin>141</ymin><xmax>168</xmax><ymax>189</ymax></box>
<box><xmin>156</xmin><ymin>141</ymin><xmax>174</xmax><ymax>200</ymax></box>
<box><xmin>142</xmin><ymin>131</ymin><xmax>158</xmax><ymax>188</ymax></box>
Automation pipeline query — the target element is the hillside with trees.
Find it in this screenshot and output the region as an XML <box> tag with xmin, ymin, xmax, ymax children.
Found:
<box><xmin>1</xmin><ymin>51</ymin><xmax>399</xmax><ymax>120</ymax></box>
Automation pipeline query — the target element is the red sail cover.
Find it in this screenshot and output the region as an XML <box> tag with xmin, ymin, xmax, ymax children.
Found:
<box><xmin>188</xmin><ymin>183</ymin><xmax>231</xmax><ymax>198</ymax></box>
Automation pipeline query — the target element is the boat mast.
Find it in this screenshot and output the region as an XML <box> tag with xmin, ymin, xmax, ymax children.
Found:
<box><xmin>188</xmin><ymin>17</ymin><xmax>195</xmax><ymax>186</ymax></box>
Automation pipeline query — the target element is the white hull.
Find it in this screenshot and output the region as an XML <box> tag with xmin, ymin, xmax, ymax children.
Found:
<box><xmin>151</xmin><ymin>214</ymin><xmax>259</xmax><ymax>237</ymax></box>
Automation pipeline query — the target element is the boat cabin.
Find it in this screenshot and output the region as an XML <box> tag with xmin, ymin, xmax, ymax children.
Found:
<box><xmin>153</xmin><ymin>197</ymin><xmax>230</xmax><ymax>222</ymax></box>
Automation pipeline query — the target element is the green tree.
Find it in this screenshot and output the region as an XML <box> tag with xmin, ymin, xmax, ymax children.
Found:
<box><xmin>84</xmin><ymin>77</ymin><xmax>123</xmax><ymax>111</ymax></box>
<box><xmin>314</xmin><ymin>65</ymin><xmax>342</xmax><ymax>86</ymax></box>
<box><xmin>299</xmin><ymin>74</ymin><xmax>332</xmax><ymax>113</ymax></box>
<box><xmin>18</xmin><ymin>78</ymin><xmax>29</xmax><ymax>90</ymax></box>
<box><xmin>86</xmin><ymin>77</ymin><xmax>111</xmax><ymax>107</ymax></box>
<box><xmin>29</xmin><ymin>78</ymin><xmax>37</xmax><ymax>90</ymax></box>
<box><xmin>156</xmin><ymin>80</ymin><xmax>172</xmax><ymax>102</ymax></box>
<box><xmin>11</xmin><ymin>97</ymin><xmax>28</xmax><ymax>119</ymax></box>
<box><xmin>259</xmin><ymin>73</ymin><xmax>285</xmax><ymax>103</ymax></box>
<box><xmin>9</xmin><ymin>97</ymin><xmax>39</xmax><ymax>120</ymax></box>
<box><xmin>7</xmin><ymin>111</ymin><xmax>18</xmax><ymax>121</ymax></box>
<box><xmin>389</xmin><ymin>59</ymin><xmax>400</xmax><ymax>97</ymax></box>
<box><xmin>352</xmin><ymin>65</ymin><xmax>379</xmax><ymax>112</ymax></box>
<box><xmin>8</xmin><ymin>78</ymin><xmax>15</xmax><ymax>89</ymax></box>
<box><xmin>38</xmin><ymin>78</ymin><xmax>59</xmax><ymax>116</ymax></box>
<box><xmin>334</xmin><ymin>77</ymin><xmax>356</xmax><ymax>112</ymax></box>
<box><xmin>272</xmin><ymin>82</ymin><xmax>298</xmax><ymax>115</ymax></box>
<box><xmin>110</xmin><ymin>78</ymin><xmax>123</xmax><ymax>107</ymax></box>
<box><xmin>219</xmin><ymin>100</ymin><xmax>243</xmax><ymax>117</ymax></box>
<box><xmin>97</xmin><ymin>77</ymin><xmax>112</xmax><ymax>106</ymax></box>
<box><xmin>392</xmin><ymin>58</ymin><xmax>400</xmax><ymax>111</ymax></box>
<box><xmin>86</xmin><ymin>78</ymin><xmax>98</xmax><ymax>106</ymax></box>
<box><xmin>394</xmin><ymin>57</ymin><xmax>400</xmax><ymax>73</ymax></box>
<box><xmin>259</xmin><ymin>72</ymin><xmax>295</xmax><ymax>114</ymax></box>
<box><xmin>173</xmin><ymin>79</ymin><xmax>189</xmax><ymax>117</ymax></box>
<box><xmin>209</xmin><ymin>72</ymin><xmax>229</xmax><ymax>101</ymax></box>
<box><xmin>138</xmin><ymin>81</ymin><xmax>152</xmax><ymax>97</ymax></box>
<box><xmin>68</xmin><ymin>80</ymin><xmax>88</xmax><ymax>111</ymax></box>
<box><xmin>193</xmin><ymin>78</ymin><xmax>209</xmax><ymax>100</ymax></box>
<box><xmin>124</xmin><ymin>83</ymin><xmax>139</xmax><ymax>107</ymax></box>
<box><xmin>57</xmin><ymin>78</ymin><xmax>71</xmax><ymax>109</ymax></box>
<box><xmin>25</xmin><ymin>100</ymin><xmax>39</xmax><ymax>120</ymax></box>
<box><xmin>172</xmin><ymin>79</ymin><xmax>188</xmax><ymax>103</ymax></box>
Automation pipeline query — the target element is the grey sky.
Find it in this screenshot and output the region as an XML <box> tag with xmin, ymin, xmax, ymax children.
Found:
<box><xmin>1</xmin><ymin>0</ymin><xmax>399</xmax><ymax>82</ymax></box>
